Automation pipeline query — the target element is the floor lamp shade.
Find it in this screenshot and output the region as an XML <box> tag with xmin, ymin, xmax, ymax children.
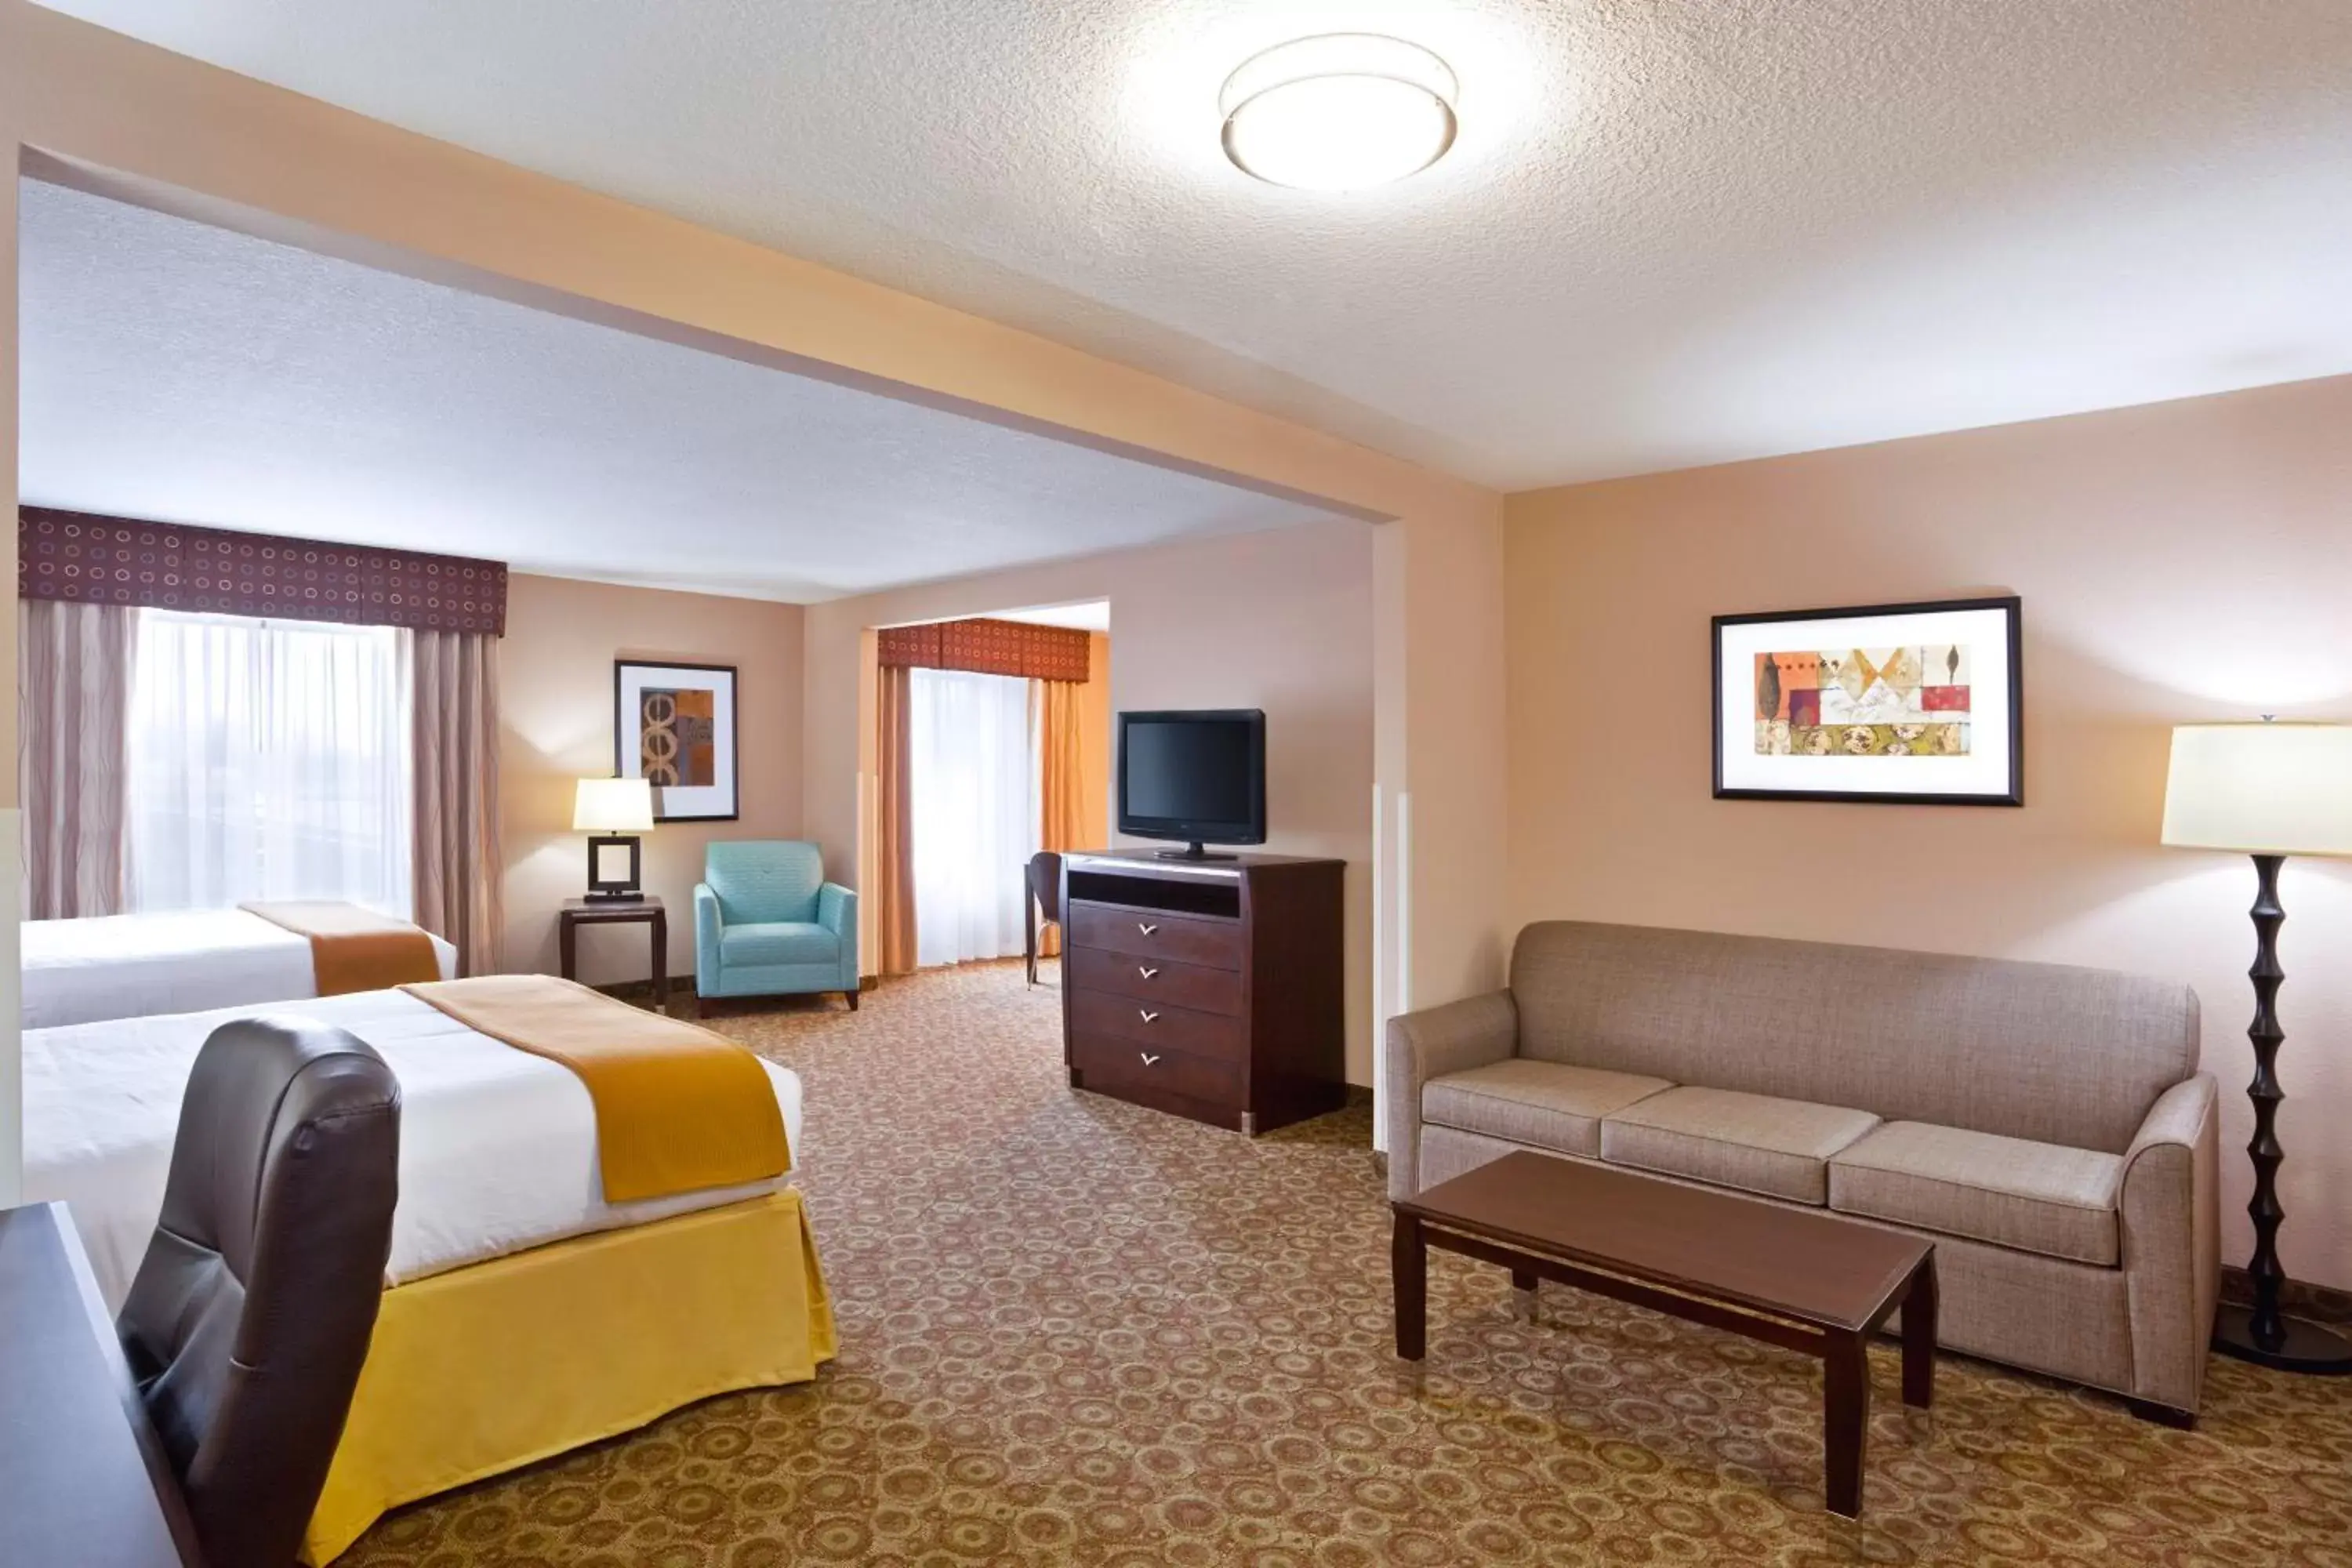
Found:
<box><xmin>2161</xmin><ymin>723</ymin><xmax>2352</xmax><ymax>856</ymax></box>
<box><xmin>2159</xmin><ymin>720</ymin><xmax>2352</xmax><ymax>1375</ymax></box>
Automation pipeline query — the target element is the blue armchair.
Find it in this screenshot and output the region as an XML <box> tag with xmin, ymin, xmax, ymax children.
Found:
<box><xmin>694</xmin><ymin>841</ymin><xmax>860</xmax><ymax>1009</ymax></box>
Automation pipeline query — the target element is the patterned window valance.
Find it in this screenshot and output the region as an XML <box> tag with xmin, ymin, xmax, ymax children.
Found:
<box><xmin>18</xmin><ymin>507</ymin><xmax>508</xmax><ymax>636</ymax></box>
<box><xmin>878</xmin><ymin>617</ymin><xmax>1090</xmax><ymax>682</ymax></box>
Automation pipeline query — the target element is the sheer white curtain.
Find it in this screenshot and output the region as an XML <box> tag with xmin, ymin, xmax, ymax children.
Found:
<box><xmin>127</xmin><ymin>609</ymin><xmax>412</xmax><ymax>914</ymax></box>
<box><xmin>910</xmin><ymin>667</ymin><xmax>1038</xmax><ymax>967</ymax></box>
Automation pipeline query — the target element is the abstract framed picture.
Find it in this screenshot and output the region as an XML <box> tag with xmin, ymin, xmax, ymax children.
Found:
<box><xmin>1713</xmin><ymin>596</ymin><xmax>2024</xmax><ymax>806</ymax></box>
<box><xmin>614</xmin><ymin>659</ymin><xmax>739</xmax><ymax>822</ymax></box>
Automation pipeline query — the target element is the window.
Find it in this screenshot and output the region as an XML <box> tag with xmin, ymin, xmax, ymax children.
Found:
<box><xmin>909</xmin><ymin>667</ymin><xmax>1038</xmax><ymax>966</ymax></box>
<box><xmin>126</xmin><ymin>609</ymin><xmax>411</xmax><ymax>914</ymax></box>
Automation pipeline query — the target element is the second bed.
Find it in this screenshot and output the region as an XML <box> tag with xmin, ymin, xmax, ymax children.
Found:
<box><xmin>22</xmin><ymin>906</ymin><xmax>460</xmax><ymax>1029</ymax></box>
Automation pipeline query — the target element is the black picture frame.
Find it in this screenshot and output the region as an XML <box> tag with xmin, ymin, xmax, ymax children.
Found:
<box><xmin>614</xmin><ymin>659</ymin><xmax>741</xmax><ymax>822</ymax></box>
<box><xmin>1711</xmin><ymin>595</ymin><xmax>2024</xmax><ymax>807</ymax></box>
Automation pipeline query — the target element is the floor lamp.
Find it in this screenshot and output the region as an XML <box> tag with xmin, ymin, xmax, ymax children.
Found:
<box><xmin>2161</xmin><ymin>720</ymin><xmax>2352</xmax><ymax>1373</ymax></box>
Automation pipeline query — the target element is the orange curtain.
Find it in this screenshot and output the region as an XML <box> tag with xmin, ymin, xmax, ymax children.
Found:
<box><xmin>875</xmin><ymin>664</ymin><xmax>919</xmax><ymax>976</ymax></box>
<box><xmin>1039</xmin><ymin>679</ymin><xmax>1088</xmax><ymax>853</ymax></box>
<box><xmin>1035</xmin><ymin>676</ymin><xmax>1104</xmax><ymax>957</ymax></box>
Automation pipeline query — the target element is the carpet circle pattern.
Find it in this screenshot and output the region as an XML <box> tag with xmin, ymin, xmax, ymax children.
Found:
<box><xmin>341</xmin><ymin>962</ymin><xmax>2352</xmax><ymax>1566</ymax></box>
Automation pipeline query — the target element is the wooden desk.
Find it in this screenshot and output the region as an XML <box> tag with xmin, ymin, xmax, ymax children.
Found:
<box><xmin>558</xmin><ymin>895</ymin><xmax>669</xmax><ymax>1013</ymax></box>
<box><xmin>0</xmin><ymin>1202</ymin><xmax>201</xmax><ymax>1566</ymax></box>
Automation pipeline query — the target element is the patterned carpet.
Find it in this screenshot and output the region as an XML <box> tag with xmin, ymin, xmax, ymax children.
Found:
<box><xmin>342</xmin><ymin>960</ymin><xmax>2352</xmax><ymax>1566</ymax></box>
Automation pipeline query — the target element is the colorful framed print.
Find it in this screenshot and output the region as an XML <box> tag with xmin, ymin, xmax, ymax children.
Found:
<box><xmin>614</xmin><ymin>659</ymin><xmax>739</xmax><ymax>822</ymax></box>
<box><xmin>1713</xmin><ymin>597</ymin><xmax>2023</xmax><ymax>806</ymax></box>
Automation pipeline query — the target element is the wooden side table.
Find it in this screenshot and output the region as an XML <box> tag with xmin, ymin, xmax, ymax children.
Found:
<box><xmin>559</xmin><ymin>896</ymin><xmax>668</xmax><ymax>1014</ymax></box>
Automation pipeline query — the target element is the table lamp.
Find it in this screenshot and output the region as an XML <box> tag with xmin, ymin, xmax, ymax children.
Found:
<box><xmin>573</xmin><ymin>777</ymin><xmax>654</xmax><ymax>902</ymax></box>
<box><xmin>2161</xmin><ymin>719</ymin><xmax>2352</xmax><ymax>1373</ymax></box>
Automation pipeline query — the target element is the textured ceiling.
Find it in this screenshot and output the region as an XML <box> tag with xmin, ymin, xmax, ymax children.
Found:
<box><xmin>16</xmin><ymin>183</ymin><xmax>1342</xmax><ymax>601</ymax></box>
<box><xmin>31</xmin><ymin>0</ymin><xmax>2352</xmax><ymax>488</ymax></box>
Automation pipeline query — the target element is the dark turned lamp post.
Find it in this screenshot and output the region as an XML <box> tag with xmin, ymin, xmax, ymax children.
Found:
<box><xmin>2161</xmin><ymin>719</ymin><xmax>2352</xmax><ymax>1372</ymax></box>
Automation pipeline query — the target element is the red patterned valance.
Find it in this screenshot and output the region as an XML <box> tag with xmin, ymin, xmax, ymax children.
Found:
<box><xmin>878</xmin><ymin>617</ymin><xmax>1090</xmax><ymax>682</ymax></box>
<box><xmin>19</xmin><ymin>508</ymin><xmax>507</xmax><ymax>636</ymax></box>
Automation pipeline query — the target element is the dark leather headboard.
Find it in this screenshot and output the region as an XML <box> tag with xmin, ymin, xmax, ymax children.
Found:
<box><xmin>117</xmin><ymin>1016</ymin><xmax>401</xmax><ymax>1568</ymax></box>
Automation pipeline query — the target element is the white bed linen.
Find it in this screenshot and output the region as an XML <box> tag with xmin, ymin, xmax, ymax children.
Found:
<box><xmin>23</xmin><ymin>989</ymin><xmax>804</xmax><ymax>1311</ymax></box>
<box><xmin>21</xmin><ymin>909</ymin><xmax>462</xmax><ymax>1029</ymax></box>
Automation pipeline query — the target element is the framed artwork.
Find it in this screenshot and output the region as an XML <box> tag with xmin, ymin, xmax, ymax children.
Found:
<box><xmin>1713</xmin><ymin>596</ymin><xmax>2024</xmax><ymax>806</ymax></box>
<box><xmin>614</xmin><ymin>659</ymin><xmax>739</xmax><ymax>822</ymax></box>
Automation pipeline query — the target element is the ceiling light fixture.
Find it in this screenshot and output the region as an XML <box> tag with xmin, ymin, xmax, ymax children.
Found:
<box><xmin>1219</xmin><ymin>34</ymin><xmax>1458</xmax><ymax>191</ymax></box>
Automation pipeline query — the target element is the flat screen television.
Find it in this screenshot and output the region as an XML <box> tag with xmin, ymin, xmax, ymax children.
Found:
<box><xmin>1116</xmin><ymin>709</ymin><xmax>1266</xmax><ymax>860</ymax></box>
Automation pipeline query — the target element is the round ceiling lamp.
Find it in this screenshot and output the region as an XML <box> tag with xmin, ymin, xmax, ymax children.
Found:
<box><xmin>1219</xmin><ymin>34</ymin><xmax>1458</xmax><ymax>191</ymax></box>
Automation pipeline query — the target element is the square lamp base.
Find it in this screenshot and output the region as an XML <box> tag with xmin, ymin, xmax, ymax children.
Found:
<box><xmin>586</xmin><ymin>834</ymin><xmax>644</xmax><ymax>901</ymax></box>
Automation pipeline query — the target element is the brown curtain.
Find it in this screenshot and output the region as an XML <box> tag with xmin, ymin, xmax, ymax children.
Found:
<box><xmin>409</xmin><ymin>629</ymin><xmax>503</xmax><ymax>976</ymax></box>
<box><xmin>875</xmin><ymin>664</ymin><xmax>919</xmax><ymax>976</ymax></box>
<box><xmin>18</xmin><ymin>598</ymin><xmax>135</xmax><ymax>918</ymax></box>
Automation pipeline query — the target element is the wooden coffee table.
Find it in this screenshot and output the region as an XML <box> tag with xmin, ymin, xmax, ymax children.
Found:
<box><xmin>1392</xmin><ymin>1151</ymin><xmax>1936</xmax><ymax>1519</ymax></box>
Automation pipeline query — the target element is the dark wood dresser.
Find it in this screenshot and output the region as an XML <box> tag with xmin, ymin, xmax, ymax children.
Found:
<box><xmin>1060</xmin><ymin>851</ymin><xmax>1348</xmax><ymax>1134</ymax></box>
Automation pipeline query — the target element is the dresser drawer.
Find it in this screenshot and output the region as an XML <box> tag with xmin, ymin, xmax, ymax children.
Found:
<box><xmin>1070</xmin><ymin>989</ymin><xmax>1246</xmax><ymax>1063</ymax></box>
<box><xmin>1066</xmin><ymin>902</ymin><xmax>1244</xmax><ymax>970</ymax></box>
<box><xmin>1068</xmin><ymin>946</ymin><xmax>1243</xmax><ymax>1016</ymax></box>
<box><xmin>1072</xmin><ymin>1033</ymin><xmax>1243</xmax><ymax>1108</ymax></box>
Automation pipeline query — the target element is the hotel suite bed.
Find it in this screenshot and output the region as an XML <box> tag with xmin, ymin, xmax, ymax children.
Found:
<box><xmin>21</xmin><ymin>907</ymin><xmax>461</xmax><ymax>1029</ymax></box>
<box><xmin>23</xmin><ymin>985</ymin><xmax>832</xmax><ymax>1564</ymax></box>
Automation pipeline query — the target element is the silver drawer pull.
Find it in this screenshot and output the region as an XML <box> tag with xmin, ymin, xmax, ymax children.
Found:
<box><xmin>1140</xmin><ymin>1052</ymin><xmax>1162</xmax><ymax>1066</ymax></box>
<box><xmin>1138</xmin><ymin>966</ymin><xmax>1160</xmax><ymax>980</ymax></box>
<box><xmin>1139</xmin><ymin>1009</ymin><xmax>1160</xmax><ymax>1024</ymax></box>
<box><xmin>1137</xmin><ymin>922</ymin><xmax>1160</xmax><ymax>936</ymax></box>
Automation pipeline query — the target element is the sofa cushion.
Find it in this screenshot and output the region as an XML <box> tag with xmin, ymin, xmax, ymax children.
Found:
<box><xmin>1422</xmin><ymin>1059</ymin><xmax>1673</xmax><ymax>1158</ymax></box>
<box><xmin>1599</xmin><ymin>1087</ymin><xmax>1879</xmax><ymax>1205</ymax></box>
<box><xmin>1829</xmin><ymin>1121</ymin><xmax>2123</xmax><ymax>1266</ymax></box>
<box><xmin>720</xmin><ymin>921</ymin><xmax>840</xmax><ymax>970</ymax></box>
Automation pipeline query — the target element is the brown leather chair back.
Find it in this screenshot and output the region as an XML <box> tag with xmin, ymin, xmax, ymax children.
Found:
<box><xmin>1029</xmin><ymin>851</ymin><xmax>1065</xmax><ymax>924</ymax></box>
<box><xmin>118</xmin><ymin>1018</ymin><xmax>401</xmax><ymax>1568</ymax></box>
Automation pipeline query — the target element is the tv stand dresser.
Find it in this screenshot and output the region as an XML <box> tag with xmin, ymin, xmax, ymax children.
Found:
<box><xmin>1060</xmin><ymin>850</ymin><xmax>1348</xmax><ymax>1134</ymax></box>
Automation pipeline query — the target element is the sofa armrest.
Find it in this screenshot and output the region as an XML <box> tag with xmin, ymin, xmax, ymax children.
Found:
<box><xmin>1382</xmin><ymin>990</ymin><xmax>1519</xmax><ymax>1201</ymax></box>
<box><xmin>2118</xmin><ymin>1073</ymin><xmax>2220</xmax><ymax>1415</ymax></box>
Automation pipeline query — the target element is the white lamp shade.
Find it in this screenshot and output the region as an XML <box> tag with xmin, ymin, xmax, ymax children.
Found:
<box><xmin>2161</xmin><ymin>723</ymin><xmax>2352</xmax><ymax>856</ymax></box>
<box><xmin>572</xmin><ymin>777</ymin><xmax>655</xmax><ymax>833</ymax></box>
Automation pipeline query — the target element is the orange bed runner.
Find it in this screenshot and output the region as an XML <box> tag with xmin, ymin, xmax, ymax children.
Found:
<box><xmin>403</xmin><ymin>975</ymin><xmax>791</xmax><ymax>1203</ymax></box>
<box><xmin>241</xmin><ymin>900</ymin><xmax>444</xmax><ymax>996</ymax></box>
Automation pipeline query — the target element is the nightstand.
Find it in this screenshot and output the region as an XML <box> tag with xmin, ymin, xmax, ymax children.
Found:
<box><xmin>559</xmin><ymin>896</ymin><xmax>668</xmax><ymax>1014</ymax></box>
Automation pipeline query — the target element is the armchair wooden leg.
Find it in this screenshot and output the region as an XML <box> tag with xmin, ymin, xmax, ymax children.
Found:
<box><xmin>846</xmin><ymin>989</ymin><xmax>860</xmax><ymax>1012</ymax></box>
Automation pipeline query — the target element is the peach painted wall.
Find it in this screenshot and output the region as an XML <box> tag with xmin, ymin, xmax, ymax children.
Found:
<box><xmin>810</xmin><ymin>522</ymin><xmax>1379</xmax><ymax>1082</ymax></box>
<box><xmin>499</xmin><ymin>574</ymin><xmax>804</xmax><ymax>985</ymax></box>
<box><xmin>1505</xmin><ymin>375</ymin><xmax>2352</xmax><ymax>1289</ymax></box>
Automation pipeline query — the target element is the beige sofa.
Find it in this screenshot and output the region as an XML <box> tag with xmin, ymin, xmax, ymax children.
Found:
<box><xmin>1385</xmin><ymin>921</ymin><xmax>2220</xmax><ymax>1421</ymax></box>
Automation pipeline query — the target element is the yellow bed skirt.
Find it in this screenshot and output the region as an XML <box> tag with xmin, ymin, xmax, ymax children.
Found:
<box><xmin>304</xmin><ymin>1189</ymin><xmax>835</xmax><ymax>1565</ymax></box>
